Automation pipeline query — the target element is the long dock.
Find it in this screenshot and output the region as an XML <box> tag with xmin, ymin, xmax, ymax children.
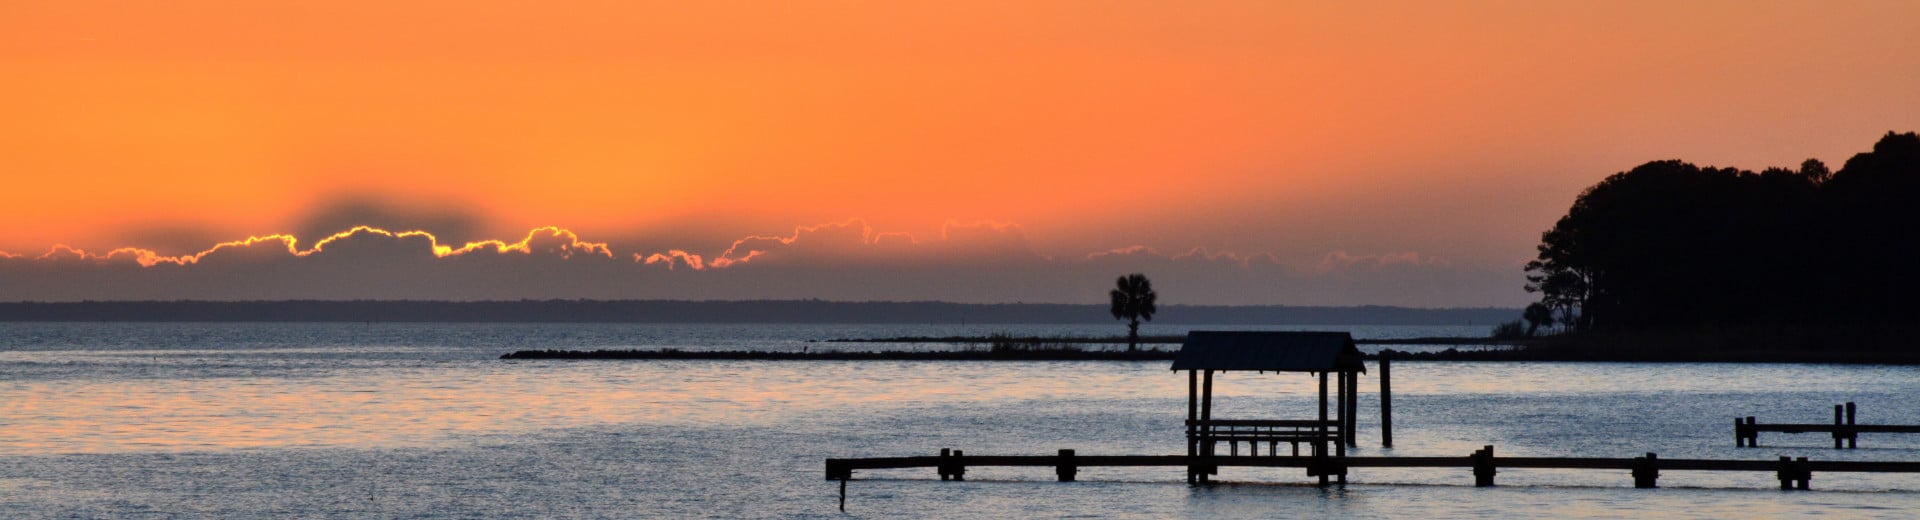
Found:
<box><xmin>1737</xmin><ymin>402</ymin><xmax>1920</xmax><ymax>449</ymax></box>
<box><xmin>826</xmin><ymin>446</ymin><xmax>1920</xmax><ymax>491</ymax></box>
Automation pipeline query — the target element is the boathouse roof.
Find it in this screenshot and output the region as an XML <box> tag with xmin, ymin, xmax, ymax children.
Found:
<box><xmin>1171</xmin><ymin>331</ymin><xmax>1365</xmax><ymax>372</ymax></box>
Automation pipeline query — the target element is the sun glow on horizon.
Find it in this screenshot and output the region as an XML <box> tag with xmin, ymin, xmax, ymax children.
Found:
<box><xmin>3</xmin><ymin>1</ymin><xmax>1915</xmax><ymax>305</ymax></box>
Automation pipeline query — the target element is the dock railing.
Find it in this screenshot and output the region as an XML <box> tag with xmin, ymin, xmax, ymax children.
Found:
<box><xmin>1187</xmin><ymin>419</ymin><xmax>1339</xmax><ymax>457</ymax></box>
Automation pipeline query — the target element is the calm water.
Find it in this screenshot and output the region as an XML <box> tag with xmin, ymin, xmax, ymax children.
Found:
<box><xmin>4</xmin><ymin>322</ymin><xmax>1920</xmax><ymax>518</ymax></box>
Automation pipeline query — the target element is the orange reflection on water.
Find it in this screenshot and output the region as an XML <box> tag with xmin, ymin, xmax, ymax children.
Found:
<box><xmin>9</xmin><ymin>356</ymin><xmax>1900</xmax><ymax>456</ymax></box>
<box><xmin>0</xmin><ymin>359</ymin><xmax>1191</xmax><ymax>454</ymax></box>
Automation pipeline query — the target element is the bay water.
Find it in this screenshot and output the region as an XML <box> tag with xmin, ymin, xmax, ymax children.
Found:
<box><xmin>4</xmin><ymin>323</ymin><xmax>1918</xmax><ymax>518</ymax></box>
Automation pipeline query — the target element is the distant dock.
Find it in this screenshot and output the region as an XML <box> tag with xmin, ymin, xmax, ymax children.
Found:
<box><xmin>1737</xmin><ymin>402</ymin><xmax>1920</xmax><ymax>449</ymax></box>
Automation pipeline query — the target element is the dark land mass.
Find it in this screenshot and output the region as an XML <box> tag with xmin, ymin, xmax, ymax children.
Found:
<box><xmin>1494</xmin><ymin>131</ymin><xmax>1920</xmax><ymax>365</ymax></box>
<box><xmin>0</xmin><ymin>300</ymin><xmax>1516</xmax><ymax>325</ymax></box>
<box><xmin>1520</xmin><ymin>131</ymin><xmax>1920</xmax><ymax>339</ymax></box>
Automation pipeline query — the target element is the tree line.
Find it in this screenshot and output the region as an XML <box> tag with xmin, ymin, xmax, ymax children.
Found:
<box><xmin>1524</xmin><ymin>131</ymin><xmax>1920</xmax><ymax>336</ymax></box>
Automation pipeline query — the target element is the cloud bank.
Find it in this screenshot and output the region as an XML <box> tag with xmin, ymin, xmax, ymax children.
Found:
<box><xmin>0</xmin><ymin>220</ymin><xmax>1524</xmax><ymax>306</ymax></box>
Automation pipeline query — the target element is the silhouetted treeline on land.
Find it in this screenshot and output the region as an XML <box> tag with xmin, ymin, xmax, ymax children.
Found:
<box><xmin>1524</xmin><ymin>131</ymin><xmax>1920</xmax><ymax>349</ymax></box>
<box><xmin>823</xmin><ymin>335</ymin><xmax>1504</xmax><ymax>345</ymax></box>
<box><xmin>0</xmin><ymin>300</ymin><xmax>1516</xmax><ymax>325</ymax></box>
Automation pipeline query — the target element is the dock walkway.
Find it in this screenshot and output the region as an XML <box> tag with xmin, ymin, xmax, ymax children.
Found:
<box><xmin>828</xmin><ymin>445</ymin><xmax>1920</xmax><ymax>491</ymax></box>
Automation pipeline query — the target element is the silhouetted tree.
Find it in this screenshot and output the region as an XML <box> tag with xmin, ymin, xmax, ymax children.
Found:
<box><xmin>1800</xmin><ymin>158</ymin><xmax>1831</xmax><ymax>185</ymax></box>
<box><xmin>1522</xmin><ymin>302</ymin><xmax>1554</xmax><ymax>336</ymax></box>
<box><xmin>1825</xmin><ymin>131</ymin><xmax>1920</xmax><ymax>320</ymax></box>
<box><xmin>1523</xmin><ymin>131</ymin><xmax>1919</xmax><ymax>336</ymax></box>
<box><xmin>1109</xmin><ymin>273</ymin><xmax>1157</xmax><ymax>352</ymax></box>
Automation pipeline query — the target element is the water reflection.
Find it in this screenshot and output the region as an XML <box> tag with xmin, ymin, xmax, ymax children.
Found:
<box><xmin>9</xmin><ymin>323</ymin><xmax>1920</xmax><ymax>516</ymax></box>
<box><xmin>9</xmin><ymin>354</ymin><xmax>1920</xmax><ymax>458</ymax></box>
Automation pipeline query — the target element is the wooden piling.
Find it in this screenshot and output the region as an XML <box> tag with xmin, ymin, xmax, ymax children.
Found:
<box><xmin>1797</xmin><ymin>457</ymin><xmax>1811</xmax><ymax>489</ymax></box>
<box><xmin>954</xmin><ymin>450</ymin><xmax>966</xmax><ymax>481</ymax></box>
<box><xmin>1336</xmin><ymin>370</ymin><xmax>1351</xmax><ymax>452</ymax></box>
<box><xmin>1472</xmin><ymin>445</ymin><xmax>1496</xmax><ymax>487</ymax></box>
<box><xmin>1835</xmin><ymin>404</ymin><xmax>1846</xmax><ymax>449</ymax></box>
<box><xmin>1745</xmin><ymin>416</ymin><xmax>1757</xmax><ymax>446</ymax></box>
<box><xmin>1380</xmin><ymin>351</ymin><xmax>1393</xmax><ymax>448</ymax></box>
<box><xmin>1200</xmin><ymin>370</ymin><xmax>1215</xmax><ymax>483</ymax></box>
<box><xmin>1778</xmin><ymin>456</ymin><xmax>1810</xmax><ymax>490</ymax></box>
<box><xmin>1186</xmin><ymin>370</ymin><xmax>1198</xmax><ymax>484</ymax></box>
<box><xmin>1344</xmin><ymin>369</ymin><xmax>1359</xmax><ymax>447</ymax></box>
<box><xmin>1847</xmin><ymin>402</ymin><xmax>1858</xmax><ymax>449</ymax></box>
<box><xmin>938</xmin><ymin>448</ymin><xmax>968</xmax><ymax>481</ymax></box>
<box><xmin>1335</xmin><ymin>370</ymin><xmax>1348</xmax><ymax>450</ymax></box>
<box><xmin>939</xmin><ymin>448</ymin><xmax>952</xmax><ymax>480</ymax></box>
<box><xmin>1632</xmin><ymin>453</ymin><xmax>1659</xmax><ymax>488</ymax></box>
<box><xmin>838</xmin><ymin>479</ymin><xmax>847</xmax><ymax>511</ymax></box>
<box><xmin>826</xmin><ymin>459</ymin><xmax>852</xmax><ymax>480</ymax></box>
<box><xmin>1318</xmin><ymin>371</ymin><xmax>1330</xmax><ymax>487</ymax></box>
<box><xmin>1058</xmin><ymin>449</ymin><xmax>1077</xmax><ymax>482</ymax></box>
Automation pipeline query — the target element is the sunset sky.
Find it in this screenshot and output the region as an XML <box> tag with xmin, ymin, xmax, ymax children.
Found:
<box><xmin>3</xmin><ymin>1</ymin><xmax>1916</xmax><ymax>306</ymax></box>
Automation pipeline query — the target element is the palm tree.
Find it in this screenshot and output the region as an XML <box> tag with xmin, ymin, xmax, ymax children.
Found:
<box><xmin>1109</xmin><ymin>273</ymin><xmax>1157</xmax><ymax>352</ymax></box>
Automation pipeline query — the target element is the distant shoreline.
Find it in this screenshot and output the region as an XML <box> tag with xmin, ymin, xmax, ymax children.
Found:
<box><xmin>820</xmin><ymin>335</ymin><xmax>1509</xmax><ymax>346</ymax></box>
<box><xmin>502</xmin><ymin>332</ymin><xmax>1920</xmax><ymax>364</ymax></box>
<box><xmin>499</xmin><ymin>347</ymin><xmax>1920</xmax><ymax>364</ymax></box>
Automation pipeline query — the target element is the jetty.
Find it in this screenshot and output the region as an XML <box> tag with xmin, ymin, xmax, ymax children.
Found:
<box><xmin>1736</xmin><ymin>402</ymin><xmax>1920</xmax><ymax>449</ymax></box>
<box><xmin>823</xmin><ymin>331</ymin><xmax>1920</xmax><ymax>509</ymax></box>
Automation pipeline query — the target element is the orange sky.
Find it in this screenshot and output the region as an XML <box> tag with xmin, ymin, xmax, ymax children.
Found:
<box><xmin>3</xmin><ymin>1</ymin><xmax>1917</xmax><ymax>304</ymax></box>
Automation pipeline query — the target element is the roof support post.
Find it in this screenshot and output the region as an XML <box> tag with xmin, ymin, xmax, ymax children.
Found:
<box><xmin>1200</xmin><ymin>369</ymin><xmax>1216</xmax><ymax>482</ymax></box>
<box><xmin>1318</xmin><ymin>370</ymin><xmax>1330</xmax><ymax>486</ymax></box>
<box><xmin>1187</xmin><ymin>369</ymin><xmax>1198</xmax><ymax>484</ymax></box>
<box><xmin>1380</xmin><ymin>351</ymin><xmax>1393</xmax><ymax>448</ymax></box>
<box><xmin>1345</xmin><ymin>368</ymin><xmax>1359</xmax><ymax>447</ymax></box>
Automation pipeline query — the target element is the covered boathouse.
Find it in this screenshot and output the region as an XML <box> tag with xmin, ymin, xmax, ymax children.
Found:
<box><xmin>1172</xmin><ymin>331</ymin><xmax>1370</xmax><ymax>485</ymax></box>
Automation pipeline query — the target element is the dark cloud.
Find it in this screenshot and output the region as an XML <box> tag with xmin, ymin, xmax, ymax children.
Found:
<box><xmin>292</xmin><ymin>195</ymin><xmax>487</xmax><ymax>247</ymax></box>
<box><xmin>109</xmin><ymin>224</ymin><xmax>232</xmax><ymax>256</ymax></box>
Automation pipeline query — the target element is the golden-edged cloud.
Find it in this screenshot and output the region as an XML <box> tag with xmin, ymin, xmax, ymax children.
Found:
<box><xmin>21</xmin><ymin>226</ymin><xmax>611</xmax><ymax>267</ymax></box>
<box><xmin>0</xmin><ymin>219</ymin><xmax>1522</xmax><ymax>306</ymax></box>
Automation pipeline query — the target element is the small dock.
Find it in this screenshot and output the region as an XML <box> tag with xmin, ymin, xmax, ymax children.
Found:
<box><xmin>820</xmin><ymin>333</ymin><xmax>1920</xmax><ymax>511</ymax></box>
<box><xmin>826</xmin><ymin>445</ymin><xmax>1920</xmax><ymax>491</ymax></box>
<box><xmin>1737</xmin><ymin>402</ymin><xmax>1920</xmax><ymax>448</ymax></box>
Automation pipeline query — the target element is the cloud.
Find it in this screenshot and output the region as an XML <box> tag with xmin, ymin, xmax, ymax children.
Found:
<box><xmin>631</xmin><ymin>219</ymin><xmax>1041</xmax><ymax>270</ymax></box>
<box><xmin>0</xmin><ymin>220</ymin><xmax>1528</xmax><ymax>306</ymax></box>
<box><xmin>640</xmin><ymin>250</ymin><xmax>706</xmax><ymax>270</ymax></box>
<box><xmin>19</xmin><ymin>226</ymin><xmax>612</xmax><ymax>268</ymax></box>
<box><xmin>292</xmin><ymin>195</ymin><xmax>488</xmax><ymax>247</ymax></box>
<box><xmin>1316</xmin><ymin>250</ymin><xmax>1452</xmax><ymax>274</ymax></box>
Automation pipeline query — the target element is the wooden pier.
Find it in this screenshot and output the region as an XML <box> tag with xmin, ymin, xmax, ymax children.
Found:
<box><xmin>1736</xmin><ymin>402</ymin><xmax>1920</xmax><ymax>449</ymax></box>
<box><xmin>820</xmin><ymin>336</ymin><xmax>1920</xmax><ymax>511</ymax></box>
<box><xmin>827</xmin><ymin>445</ymin><xmax>1920</xmax><ymax>491</ymax></box>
